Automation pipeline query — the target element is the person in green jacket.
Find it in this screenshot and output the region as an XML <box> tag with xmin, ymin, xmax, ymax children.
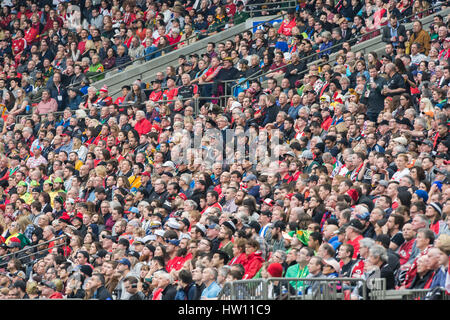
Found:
<box><xmin>86</xmin><ymin>54</ymin><xmax>105</xmax><ymax>82</ymax></box>
<box><xmin>284</xmin><ymin>247</ymin><xmax>315</xmax><ymax>292</ymax></box>
<box><xmin>233</xmin><ymin>1</ymin><xmax>250</xmax><ymax>26</ymax></box>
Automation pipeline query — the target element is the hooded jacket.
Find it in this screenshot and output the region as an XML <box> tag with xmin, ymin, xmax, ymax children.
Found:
<box><xmin>242</xmin><ymin>251</ymin><xmax>264</xmax><ymax>279</ymax></box>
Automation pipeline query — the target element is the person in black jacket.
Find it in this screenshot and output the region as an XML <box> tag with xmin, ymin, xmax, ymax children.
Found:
<box><xmin>190</xmin><ymin>180</ymin><xmax>207</xmax><ymax>209</ymax></box>
<box><xmin>46</xmin><ymin>71</ymin><xmax>67</xmax><ymax>111</ymax></box>
<box><xmin>88</xmin><ymin>273</ymin><xmax>113</xmax><ymax>300</ymax></box>
<box><xmin>124</xmin><ymin>276</ymin><xmax>146</xmax><ymax>300</ymax></box>
<box><xmin>175</xmin><ymin>269</ymin><xmax>198</xmax><ymax>300</ymax></box>
<box><xmin>360</xmin><ymin>65</ymin><xmax>388</xmax><ymax>122</ymax></box>
<box><xmin>285</xmin><ymin>51</ymin><xmax>305</xmax><ymax>88</ymax></box>
<box><xmin>158</xmin><ymin>271</ymin><xmax>177</xmax><ymax>300</ymax></box>
<box><xmin>381</xmin><ymin>15</ymin><xmax>407</xmax><ymax>49</ymax></box>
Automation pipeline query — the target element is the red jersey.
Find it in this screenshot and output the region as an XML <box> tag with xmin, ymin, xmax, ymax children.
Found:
<box><xmin>225</xmin><ymin>4</ymin><xmax>236</xmax><ymax>17</ymax></box>
<box><xmin>114</xmin><ymin>96</ymin><xmax>126</xmax><ymax>105</ymax></box>
<box><xmin>12</xmin><ymin>38</ymin><xmax>27</xmax><ymax>55</ymax></box>
<box><xmin>202</xmin><ymin>65</ymin><xmax>222</xmax><ymax>81</ymax></box>
<box><xmin>135</xmin><ymin>118</ymin><xmax>152</xmax><ymax>135</ymax></box>
<box><xmin>201</xmin><ymin>202</ymin><xmax>223</xmax><ymax>215</ymax></box>
<box><xmin>149</xmin><ymin>90</ymin><xmax>163</xmax><ymax>102</ymax></box>
<box><xmin>24</xmin><ymin>27</ymin><xmax>39</xmax><ymax>44</ymax></box>
<box><xmin>163</xmin><ymin>87</ymin><xmax>178</xmax><ymax>101</ymax></box>
<box><xmin>277</xmin><ymin>18</ymin><xmax>296</xmax><ymax>36</ymax></box>
<box><xmin>398</xmin><ymin>238</ymin><xmax>415</xmax><ymax>266</ymax></box>
<box><xmin>166</xmin><ymin>256</ymin><xmax>188</xmax><ymax>273</ymax></box>
<box><xmin>347</xmin><ymin>235</ymin><xmax>363</xmax><ymax>259</ymax></box>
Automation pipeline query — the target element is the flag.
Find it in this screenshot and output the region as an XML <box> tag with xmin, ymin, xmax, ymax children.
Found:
<box><xmin>296</xmin><ymin>229</ymin><xmax>312</xmax><ymax>246</ymax></box>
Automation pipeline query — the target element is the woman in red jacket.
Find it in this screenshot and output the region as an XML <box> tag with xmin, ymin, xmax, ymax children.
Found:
<box><xmin>242</xmin><ymin>239</ymin><xmax>265</xmax><ymax>279</ymax></box>
<box><xmin>228</xmin><ymin>238</ymin><xmax>247</xmax><ymax>266</ymax></box>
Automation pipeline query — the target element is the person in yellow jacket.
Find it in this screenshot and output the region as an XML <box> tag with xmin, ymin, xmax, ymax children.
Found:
<box><xmin>43</xmin><ymin>179</ymin><xmax>58</xmax><ymax>207</ymax></box>
<box><xmin>53</xmin><ymin>177</ymin><xmax>66</xmax><ymax>194</ymax></box>
<box><xmin>128</xmin><ymin>163</ymin><xmax>144</xmax><ymax>190</ymax></box>
<box><xmin>17</xmin><ymin>181</ymin><xmax>33</xmax><ymax>205</ymax></box>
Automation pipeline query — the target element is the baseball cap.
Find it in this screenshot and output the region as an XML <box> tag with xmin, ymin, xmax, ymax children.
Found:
<box><xmin>142</xmin><ymin>235</ymin><xmax>157</xmax><ymax>243</ymax></box>
<box><xmin>333</xmin><ymin>226</ymin><xmax>346</xmax><ymax>235</ymax></box>
<box><xmin>243</xmin><ymin>174</ymin><xmax>257</xmax><ymax>182</ymax></box>
<box><xmin>392</xmin><ymin>136</ymin><xmax>408</xmax><ymax>146</ymax></box>
<box><xmin>92</xmin><ymin>249</ymin><xmax>108</xmax><ymax>259</ymax></box>
<box><xmin>195</xmin><ymin>223</ymin><xmax>207</xmax><ymax>236</ymax></box>
<box><xmin>118</xmin><ymin>258</ymin><xmax>131</xmax><ymax>268</ymax></box>
<box><xmin>421</xmin><ymin>139</ymin><xmax>434</xmax><ymax>148</ymax></box>
<box><xmin>17</xmin><ymin>181</ymin><xmax>27</xmax><ymax>187</ymax></box>
<box><xmin>206</xmin><ymin>222</ymin><xmax>219</xmax><ymax>230</ymax></box>
<box><xmin>167</xmin><ymin>239</ymin><xmax>180</xmax><ymax>246</ymax></box>
<box><xmin>245</xmin><ymin>220</ymin><xmax>261</xmax><ymax>233</ymax></box>
<box><xmin>356</xmin><ymin>212</ymin><xmax>370</xmax><ymax>221</ymax></box>
<box><xmin>154</xmin><ymin>230</ymin><xmax>166</xmax><ymax>238</ymax></box>
<box><xmin>377</xmin><ymin>180</ymin><xmax>389</xmax><ymax>187</ymax></box>
<box><xmin>347</xmin><ymin>219</ymin><xmax>364</xmax><ymax>231</ymax></box>
<box><xmin>162</xmin><ymin>161</ymin><xmax>176</xmax><ymax>170</ymax></box>
<box><xmin>41</xmin><ymin>280</ymin><xmax>56</xmax><ymax>290</ymax></box>
<box><xmin>222</xmin><ymin>220</ymin><xmax>236</xmax><ymax>233</ymax></box>
<box><xmin>166</xmin><ymin>218</ymin><xmax>181</xmax><ymax>230</ymax></box>
<box><xmin>263</xmin><ymin>198</ymin><xmax>275</xmax><ymax>207</ymax></box>
<box><xmin>301</xmin><ymin>150</ymin><xmax>314</xmax><ymax>160</ymax></box>
<box><xmin>324</xmin><ymin>258</ymin><xmax>341</xmax><ymax>273</ymax></box>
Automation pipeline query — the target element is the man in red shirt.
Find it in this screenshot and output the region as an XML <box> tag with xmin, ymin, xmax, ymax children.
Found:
<box><xmin>163</xmin><ymin>76</ymin><xmax>179</xmax><ymax>101</ymax></box>
<box><xmin>201</xmin><ymin>191</ymin><xmax>223</xmax><ymax>215</ymax></box>
<box><xmin>24</xmin><ymin>19</ymin><xmax>38</xmax><ymax>45</ymax></box>
<box><xmin>277</xmin><ymin>9</ymin><xmax>296</xmax><ymax>36</ymax></box>
<box><xmin>345</xmin><ymin>219</ymin><xmax>364</xmax><ymax>259</ymax></box>
<box><xmin>12</xmin><ymin>29</ymin><xmax>27</xmax><ymax>58</ymax></box>
<box><xmin>225</xmin><ymin>0</ymin><xmax>236</xmax><ymax>17</ymax></box>
<box><xmin>149</xmin><ymin>79</ymin><xmax>163</xmax><ymax>102</ymax></box>
<box><xmin>397</xmin><ymin>223</ymin><xmax>417</xmax><ymax>266</ymax></box>
<box><xmin>114</xmin><ymin>85</ymin><xmax>131</xmax><ymax>105</ymax></box>
<box><xmin>134</xmin><ymin>110</ymin><xmax>152</xmax><ymax>135</ymax></box>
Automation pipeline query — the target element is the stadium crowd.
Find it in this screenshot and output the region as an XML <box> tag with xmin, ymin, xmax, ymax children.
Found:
<box><xmin>0</xmin><ymin>0</ymin><xmax>449</xmax><ymax>300</ymax></box>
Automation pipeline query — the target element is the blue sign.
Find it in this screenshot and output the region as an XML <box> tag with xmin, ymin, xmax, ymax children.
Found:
<box><xmin>252</xmin><ymin>20</ymin><xmax>283</xmax><ymax>33</ymax></box>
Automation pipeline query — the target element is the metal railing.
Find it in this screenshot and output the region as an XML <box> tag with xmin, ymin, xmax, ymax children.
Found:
<box><xmin>0</xmin><ymin>234</ymin><xmax>69</xmax><ymax>266</ymax></box>
<box><xmin>218</xmin><ymin>277</ymin><xmax>368</xmax><ymax>300</ymax></box>
<box><xmin>218</xmin><ymin>277</ymin><xmax>450</xmax><ymax>300</ymax></box>
<box><xmin>90</xmin><ymin>14</ymin><xmax>294</xmax><ymax>101</ymax></box>
<box><xmin>230</xmin><ymin>2</ymin><xmax>445</xmax><ymax>94</ymax></box>
<box><xmin>245</xmin><ymin>1</ymin><xmax>297</xmax><ymax>17</ymax></box>
<box><xmin>16</xmin><ymin>95</ymin><xmax>226</xmax><ymax>124</ymax></box>
<box><xmin>72</xmin><ymin>5</ymin><xmax>297</xmax><ymax>92</ymax></box>
<box><xmin>19</xmin><ymin>3</ymin><xmax>446</xmax><ymax>121</ymax></box>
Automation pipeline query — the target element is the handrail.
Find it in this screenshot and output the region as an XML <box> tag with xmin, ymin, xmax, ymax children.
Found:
<box><xmin>82</xmin><ymin>9</ymin><xmax>295</xmax><ymax>88</ymax></box>
<box><xmin>231</xmin><ymin>3</ymin><xmax>443</xmax><ymax>93</ymax></box>
<box><xmin>0</xmin><ymin>234</ymin><xmax>68</xmax><ymax>265</ymax></box>
<box><xmin>16</xmin><ymin>95</ymin><xmax>229</xmax><ymax>124</ymax></box>
<box><xmin>218</xmin><ymin>277</ymin><xmax>368</xmax><ymax>300</ymax></box>
<box><xmin>40</xmin><ymin>11</ymin><xmax>292</xmax><ymax>108</ymax></box>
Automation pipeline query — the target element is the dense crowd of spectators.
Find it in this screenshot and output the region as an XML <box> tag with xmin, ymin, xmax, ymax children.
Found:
<box><xmin>0</xmin><ymin>0</ymin><xmax>448</xmax><ymax>301</ymax></box>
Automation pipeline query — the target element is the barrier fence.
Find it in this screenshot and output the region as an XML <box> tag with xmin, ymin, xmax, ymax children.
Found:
<box><xmin>218</xmin><ymin>277</ymin><xmax>450</xmax><ymax>300</ymax></box>
<box><xmin>0</xmin><ymin>234</ymin><xmax>68</xmax><ymax>265</ymax></box>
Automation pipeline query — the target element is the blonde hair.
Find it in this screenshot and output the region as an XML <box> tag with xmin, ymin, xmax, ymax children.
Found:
<box><xmin>95</xmin><ymin>165</ymin><xmax>107</xmax><ymax>178</ymax></box>
<box><xmin>84</xmin><ymin>40</ymin><xmax>96</xmax><ymax>52</ymax></box>
<box><xmin>17</xmin><ymin>215</ymin><xmax>32</xmax><ymax>233</ymax></box>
